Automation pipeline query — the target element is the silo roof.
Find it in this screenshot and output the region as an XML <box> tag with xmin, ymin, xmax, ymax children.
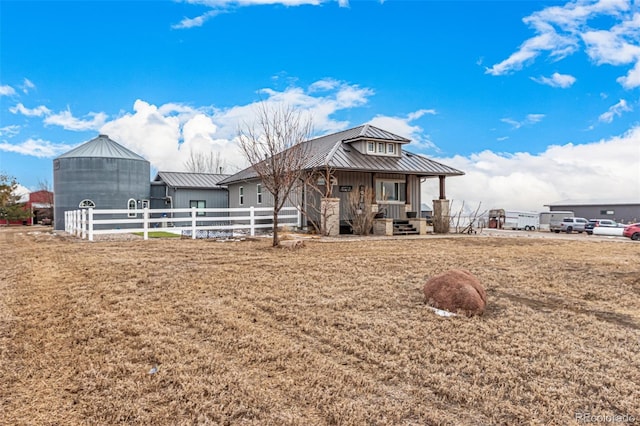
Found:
<box><xmin>56</xmin><ymin>134</ymin><xmax>147</xmax><ymax>161</ymax></box>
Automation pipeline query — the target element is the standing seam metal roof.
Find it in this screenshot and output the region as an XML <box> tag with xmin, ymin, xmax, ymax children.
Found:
<box><xmin>56</xmin><ymin>134</ymin><xmax>147</xmax><ymax>161</ymax></box>
<box><xmin>219</xmin><ymin>124</ymin><xmax>464</xmax><ymax>184</ymax></box>
<box><xmin>154</xmin><ymin>171</ymin><xmax>231</xmax><ymax>188</ymax></box>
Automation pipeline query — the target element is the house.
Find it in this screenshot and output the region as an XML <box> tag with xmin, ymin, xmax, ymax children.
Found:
<box><xmin>545</xmin><ymin>200</ymin><xmax>640</xmax><ymax>224</ymax></box>
<box><xmin>150</xmin><ymin>171</ymin><xmax>230</xmax><ymax>211</ymax></box>
<box><xmin>219</xmin><ymin>124</ymin><xmax>464</xmax><ymax>235</ymax></box>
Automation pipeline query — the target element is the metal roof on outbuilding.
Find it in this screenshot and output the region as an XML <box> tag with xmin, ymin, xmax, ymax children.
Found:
<box><xmin>154</xmin><ymin>171</ymin><xmax>231</xmax><ymax>188</ymax></box>
<box><xmin>56</xmin><ymin>134</ymin><xmax>147</xmax><ymax>161</ymax></box>
<box><xmin>220</xmin><ymin>124</ymin><xmax>464</xmax><ymax>184</ymax></box>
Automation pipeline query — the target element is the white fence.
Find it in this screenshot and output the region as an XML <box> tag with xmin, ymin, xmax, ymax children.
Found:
<box><xmin>64</xmin><ymin>206</ymin><xmax>301</xmax><ymax>241</ymax></box>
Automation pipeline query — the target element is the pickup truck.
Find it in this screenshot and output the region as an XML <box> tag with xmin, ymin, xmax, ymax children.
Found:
<box><xmin>554</xmin><ymin>217</ymin><xmax>589</xmax><ymax>233</ymax></box>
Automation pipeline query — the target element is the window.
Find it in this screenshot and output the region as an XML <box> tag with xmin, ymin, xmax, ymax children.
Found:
<box><xmin>377</xmin><ymin>142</ymin><xmax>385</xmax><ymax>153</ymax></box>
<box><xmin>600</xmin><ymin>210</ymin><xmax>614</xmax><ymax>215</ymax></box>
<box><xmin>141</xmin><ymin>200</ymin><xmax>149</xmax><ymax>209</ymax></box>
<box><xmin>239</xmin><ymin>186</ymin><xmax>244</xmax><ymax>205</ymax></box>
<box><xmin>375</xmin><ymin>180</ymin><xmax>406</xmax><ymax>203</ymax></box>
<box><xmin>367</xmin><ymin>142</ymin><xmax>375</xmax><ymax>152</ymax></box>
<box><xmin>387</xmin><ymin>143</ymin><xmax>395</xmax><ymax>154</ymax></box>
<box><xmin>257</xmin><ymin>184</ymin><xmax>263</xmax><ymax>204</ymax></box>
<box><xmin>128</xmin><ymin>198</ymin><xmax>137</xmax><ymax>217</ymax></box>
<box><xmin>190</xmin><ymin>200</ymin><xmax>206</xmax><ymax>216</ymax></box>
<box><xmin>79</xmin><ymin>199</ymin><xmax>95</xmax><ymax>208</ymax></box>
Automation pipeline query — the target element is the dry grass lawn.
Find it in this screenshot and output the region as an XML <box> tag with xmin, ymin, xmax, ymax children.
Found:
<box><xmin>1</xmin><ymin>227</ymin><xmax>639</xmax><ymax>425</ymax></box>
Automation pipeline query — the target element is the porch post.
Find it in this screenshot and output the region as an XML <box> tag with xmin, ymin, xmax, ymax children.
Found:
<box><xmin>432</xmin><ymin>199</ymin><xmax>450</xmax><ymax>234</ymax></box>
<box><xmin>438</xmin><ymin>175</ymin><xmax>446</xmax><ymax>200</ymax></box>
<box><xmin>320</xmin><ymin>197</ymin><xmax>340</xmax><ymax>237</ymax></box>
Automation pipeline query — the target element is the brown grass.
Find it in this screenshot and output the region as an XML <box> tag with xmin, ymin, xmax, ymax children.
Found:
<box><xmin>1</xmin><ymin>227</ymin><xmax>639</xmax><ymax>425</ymax></box>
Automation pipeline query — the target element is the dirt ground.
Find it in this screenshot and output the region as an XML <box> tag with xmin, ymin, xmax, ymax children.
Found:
<box><xmin>1</xmin><ymin>226</ymin><xmax>639</xmax><ymax>425</ymax></box>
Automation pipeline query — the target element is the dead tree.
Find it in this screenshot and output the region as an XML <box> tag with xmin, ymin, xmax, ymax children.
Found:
<box><xmin>184</xmin><ymin>151</ymin><xmax>226</xmax><ymax>174</ymax></box>
<box><xmin>345</xmin><ymin>186</ymin><xmax>376</xmax><ymax>235</ymax></box>
<box><xmin>297</xmin><ymin>166</ymin><xmax>337</xmax><ymax>236</ymax></box>
<box><xmin>237</xmin><ymin>103</ymin><xmax>313</xmax><ymax>247</ymax></box>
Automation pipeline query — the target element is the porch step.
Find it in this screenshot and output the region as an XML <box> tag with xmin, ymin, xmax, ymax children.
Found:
<box><xmin>393</xmin><ymin>219</ymin><xmax>419</xmax><ymax>235</ymax></box>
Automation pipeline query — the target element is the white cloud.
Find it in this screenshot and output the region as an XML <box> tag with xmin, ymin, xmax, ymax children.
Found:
<box><xmin>0</xmin><ymin>138</ymin><xmax>74</xmax><ymax>158</ymax></box>
<box><xmin>44</xmin><ymin>110</ymin><xmax>108</xmax><ymax>131</ymax></box>
<box><xmin>171</xmin><ymin>10</ymin><xmax>222</xmax><ymax>29</ymax></box>
<box><xmin>598</xmin><ymin>98</ymin><xmax>632</xmax><ymax>123</ymax></box>
<box><xmin>487</xmin><ymin>0</ymin><xmax>640</xmax><ymax>89</ymax></box>
<box><xmin>173</xmin><ymin>0</ymin><xmax>351</xmax><ymax>28</ymax></box>
<box><xmin>10</xmin><ymin>103</ymin><xmax>51</xmax><ymax>117</ymax></box>
<box><xmin>422</xmin><ymin>125</ymin><xmax>640</xmax><ymax>212</ymax></box>
<box><xmin>21</xmin><ymin>78</ymin><xmax>35</xmax><ymax>94</ymax></box>
<box><xmin>0</xmin><ymin>125</ymin><xmax>20</xmax><ymax>137</ymax></box>
<box><xmin>531</xmin><ymin>72</ymin><xmax>577</xmax><ymax>88</ymax></box>
<box><xmin>367</xmin><ymin>109</ymin><xmax>437</xmax><ymax>150</ymax></box>
<box><xmin>98</xmin><ymin>80</ymin><xmax>375</xmax><ymax>172</ymax></box>
<box><xmin>501</xmin><ymin>114</ymin><xmax>545</xmax><ymax>129</ymax></box>
<box><xmin>0</xmin><ymin>85</ymin><xmax>16</xmax><ymax>96</ymax></box>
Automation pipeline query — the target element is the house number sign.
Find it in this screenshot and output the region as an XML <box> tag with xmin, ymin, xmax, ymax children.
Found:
<box><xmin>339</xmin><ymin>186</ymin><xmax>353</xmax><ymax>192</ymax></box>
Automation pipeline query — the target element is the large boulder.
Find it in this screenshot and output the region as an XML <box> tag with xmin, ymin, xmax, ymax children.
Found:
<box><xmin>423</xmin><ymin>269</ymin><xmax>487</xmax><ymax>316</ymax></box>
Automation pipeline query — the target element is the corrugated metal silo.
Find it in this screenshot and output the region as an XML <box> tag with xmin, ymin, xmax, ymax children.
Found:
<box><xmin>53</xmin><ymin>134</ymin><xmax>150</xmax><ymax>230</ymax></box>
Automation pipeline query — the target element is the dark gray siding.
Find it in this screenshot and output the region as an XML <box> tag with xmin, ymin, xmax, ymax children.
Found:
<box><xmin>167</xmin><ymin>187</ymin><xmax>228</xmax><ymax>210</ymax></box>
<box><xmin>53</xmin><ymin>157</ymin><xmax>150</xmax><ymax>230</ymax></box>
<box><xmin>550</xmin><ymin>204</ymin><xmax>640</xmax><ymax>224</ymax></box>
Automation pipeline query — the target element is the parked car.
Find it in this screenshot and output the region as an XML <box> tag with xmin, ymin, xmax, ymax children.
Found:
<box><xmin>622</xmin><ymin>223</ymin><xmax>640</xmax><ymax>241</ymax></box>
<box><xmin>585</xmin><ymin>219</ymin><xmax>622</xmax><ymax>235</ymax></box>
<box><xmin>557</xmin><ymin>217</ymin><xmax>589</xmax><ymax>233</ymax></box>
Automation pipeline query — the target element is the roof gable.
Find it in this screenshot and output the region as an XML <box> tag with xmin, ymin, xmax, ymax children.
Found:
<box><xmin>219</xmin><ymin>124</ymin><xmax>464</xmax><ymax>184</ymax></box>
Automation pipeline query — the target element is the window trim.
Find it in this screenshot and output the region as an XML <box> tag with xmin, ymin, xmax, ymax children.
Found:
<box><xmin>256</xmin><ymin>184</ymin><xmax>263</xmax><ymax>204</ymax></box>
<box><xmin>127</xmin><ymin>198</ymin><xmax>137</xmax><ymax>217</ymax></box>
<box><xmin>190</xmin><ymin>200</ymin><xmax>206</xmax><ymax>216</ymax></box>
<box><xmin>239</xmin><ymin>186</ymin><xmax>244</xmax><ymax>206</ymax></box>
<box><xmin>79</xmin><ymin>199</ymin><xmax>95</xmax><ymax>208</ymax></box>
<box><xmin>375</xmin><ymin>179</ymin><xmax>406</xmax><ymax>204</ymax></box>
<box><xmin>387</xmin><ymin>143</ymin><xmax>395</xmax><ymax>154</ymax></box>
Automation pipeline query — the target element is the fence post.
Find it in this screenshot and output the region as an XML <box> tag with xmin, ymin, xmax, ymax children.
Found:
<box><xmin>75</xmin><ymin>210</ymin><xmax>80</xmax><ymax>237</ymax></box>
<box><xmin>297</xmin><ymin>205</ymin><xmax>302</xmax><ymax>229</ymax></box>
<box><xmin>88</xmin><ymin>208</ymin><xmax>94</xmax><ymax>241</ymax></box>
<box><xmin>81</xmin><ymin>209</ymin><xmax>87</xmax><ymax>240</ymax></box>
<box><xmin>143</xmin><ymin>207</ymin><xmax>149</xmax><ymax>240</ymax></box>
<box><xmin>250</xmin><ymin>206</ymin><xmax>255</xmax><ymax>237</ymax></box>
<box><xmin>191</xmin><ymin>207</ymin><xmax>197</xmax><ymax>239</ymax></box>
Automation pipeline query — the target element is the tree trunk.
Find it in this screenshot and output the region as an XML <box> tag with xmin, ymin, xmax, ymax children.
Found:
<box><xmin>272</xmin><ymin>208</ymin><xmax>279</xmax><ymax>247</ymax></box>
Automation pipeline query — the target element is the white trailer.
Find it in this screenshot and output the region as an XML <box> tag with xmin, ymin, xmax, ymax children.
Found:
<box><xmin>503</xmin><ymin>210</ymin><xmax>540</xmax><ymax>231</ymax></box>
<box><xmin>488</xmin><ymin>209</ymin><xmax>540</xmax><ymax>231</ymax></box>
<box><xmin>539</xmin><ymin>210</ymin><xmax>574</xmax><ymax>232</ymax></box>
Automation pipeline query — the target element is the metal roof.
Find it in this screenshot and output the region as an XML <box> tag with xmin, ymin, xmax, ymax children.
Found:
<box><xmin>154</xmin><ymin>171</ymin><xmax>231</xmax><ymax>189</ymax></box>
<box><xmin>220</xmin><ymin>124</ymin><xmax>464</xmax><ymax>184</ymax></box>
<box><xmin>546</xmin><ymin>199</ymin><xmax>640</xmax><ymax>206</ymax></box>
<box><xmin>56</xmin><ymin>134</ymin><xmax>147</xmax><ymax>161</ymax></box>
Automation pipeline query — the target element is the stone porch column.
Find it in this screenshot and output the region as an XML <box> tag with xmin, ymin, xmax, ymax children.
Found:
<box><xmin>433</xmin><ymin>199</ymin><xmax>450</xmax><ymax>234</ymax></box>
<box><xmin>321</xmin><ymin>197</ymin><xmax>340</xmax><ymax>236</ymax></box>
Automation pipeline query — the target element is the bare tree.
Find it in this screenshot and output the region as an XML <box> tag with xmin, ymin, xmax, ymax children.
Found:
<box><xmin>346</xmin><ymin>186</ymin><xmax>376</xmax><ymax>235</ymax></box>
<box><xmin>184</xmin><ymin>151</ymin><xmax>227</xmax><ymax>174</ymax></box>
<box><xmin>298</xmin><ymin>166</ymin><xmax>337</xmax><ymax>236</ymax></box>
<box><xmin>237</xmin><ymin>103</ymin><xmax>313</xmax><ymax>247</ymax></box>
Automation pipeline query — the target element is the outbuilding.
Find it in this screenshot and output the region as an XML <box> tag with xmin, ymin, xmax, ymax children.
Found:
<box><xmin>53</xmin><ymin>134</ymin><xmax>151</xmax><ymax>230</ymax></box>
<box><xmin>545</xmin><ymin>200</ymin><xmax>640</xmax><ymax>224</ymax></box>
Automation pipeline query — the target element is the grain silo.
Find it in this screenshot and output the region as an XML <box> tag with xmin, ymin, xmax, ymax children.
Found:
<box><xmin>53</xmin><ymin>134</ymin><xmax>151</xmax><ymax>230</ymax></box>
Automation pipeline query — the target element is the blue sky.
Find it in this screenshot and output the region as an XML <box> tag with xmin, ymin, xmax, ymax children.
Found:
<box><xmin>1</xmin><ymin>0</ymin><xmax>639</xmax><ymax>212</ymax></box>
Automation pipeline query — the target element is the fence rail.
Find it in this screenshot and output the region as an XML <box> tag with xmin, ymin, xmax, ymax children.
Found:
<box><xmin>64</xmin><ymin>206</ymin><xmax>301</xmax><ymax>241</ymax></box>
